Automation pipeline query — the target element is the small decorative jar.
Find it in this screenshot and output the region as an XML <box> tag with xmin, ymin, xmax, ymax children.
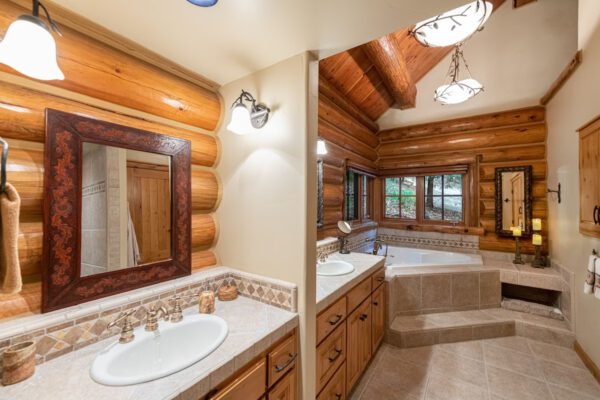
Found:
<box><xmin>199</xmin><ymin>290</ymin><xmax>215</xmax><ymax>314</ymax></box>
<box><xmin>2</xmin><ymin>341</ymin><xmax>36</xmax><ymax>385</ymax></box>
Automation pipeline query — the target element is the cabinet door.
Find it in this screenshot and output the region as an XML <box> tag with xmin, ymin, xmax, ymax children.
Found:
<box><xmin>346</xmin><ymin>297</ymin><xmax>372</xmax><ymax>391</ymax></box>
<box><xmin>580</xmin><ymin>120</ymin><xmax>600</xmax><ymax>237</ymax></box>
<box><xmin>268</xmin><ymin>367</ymin><xmax>297</xmax><ymax>400</ymax></box>
<box><xmin>211</xmin><ymin>359</ymin><xmax>266</xmax><ymax>400</ymax></box>
<box><xmin>371</xmin><ymin>283</ymin><xmax>385</xmax><ymax>353</ymax></box>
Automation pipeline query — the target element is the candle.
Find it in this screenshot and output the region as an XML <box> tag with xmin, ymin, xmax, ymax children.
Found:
<box><xmin>532</xmin><ymin>218</ymin><xmax>542</xmax><ymax>231</ymax></box>
<box><xmin>532</xmin><ymin>234</ymin><xmax>542</xmax><ymax>246</ymax></box>
<box><xmin>512</xmin><ymin>227</ymin><xmax>522</xmax><ymax>237</ymax></box>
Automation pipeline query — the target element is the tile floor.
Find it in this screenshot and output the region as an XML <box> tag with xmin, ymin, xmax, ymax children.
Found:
<box><xmin>350</xmin><ymin>337</ymin><xmax>600</xmax><ymax>400</ymax></box>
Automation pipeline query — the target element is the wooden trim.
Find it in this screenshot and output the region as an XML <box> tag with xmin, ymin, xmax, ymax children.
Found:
<box><xmin>378</xmin><ymin>221</ymin><xmax>485</xmax><ymax>236</ymax></box>
<box><xmin>378</xmin><ymin>164</ymin><xmax>469</xmax><ymax>177</ymax></box>
<box><xmin>513</xmin><ymin>0</ymin><xmax>537</xmax><ymax>8</ymax></box>
<box><xmin>540</xmin><ymin>51</ymin><xmax>582</xmax><ymax>105</ymax></box>
<box><xmin>574</xmin><ymin>341</ymin><xmax>600</xmax><ymax>384</ymax></box>
<box><xmin>577</xmin><ymin>113</ymin><xmax>600</xmax><ymax>133</ymax></box>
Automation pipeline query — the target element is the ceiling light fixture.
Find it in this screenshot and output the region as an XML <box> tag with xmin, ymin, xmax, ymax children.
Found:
<box><xmin>187</xmin><ymin>0</ymin><xmax>218</xmax><ymax>7</ymax></box>
<box><xmin>0</xmin><ymin>0</ymin><xmax>64</xmax><ymax>81</ymax></box>
<box><xmin>317</xmin><ymin>139</ymin><xmax>328</xmax><ymax>155</ymax></box>
<box><xmin>226</xmin><ymin>90</ymin><xmax>270</xmax><ymax>135</ymax></box>
<box><xmin>434</xmin><ymin>46</ymin><xmax>483</xmax><ymax>105</ymax></box>
<box><xmin>412</xmin><ymin>0</ymin><xmax>493</xmax><ymax>47</ymax></box>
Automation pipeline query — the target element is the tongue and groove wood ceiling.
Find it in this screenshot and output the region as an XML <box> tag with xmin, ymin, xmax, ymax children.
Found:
<box><xmin>319</xmin><ymin>0</ymin><xmax>507</xmax><ymax>128</ymax></box>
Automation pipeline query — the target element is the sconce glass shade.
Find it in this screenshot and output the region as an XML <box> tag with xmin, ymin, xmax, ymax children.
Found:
<box><xmin>0</xmin><ymin>15</ymin><xmax>64</xmax><ymax>81</ymax></box>
<box><xmin>317</xmin><ymin>139</ymin><xmax>328</xmax><ymax>155</ymax></box>
<box><xmin>187</xmin><ymin>0</ymin><xmax>218</xmax><ymax>6</ymax></box>
<box><xmin>412</xmin><ymin>1</ymin><xmax>493</xmax><ymax>47</ymax></box>
<box><xmin>435</xmin><ymin>78</ymin><xmax>483</xmax><ymax>105</ymax></box>
<box><xmin>227</xmin><ymin>103</ymin><xmax>253</xmax><ymax>135</ymax></box>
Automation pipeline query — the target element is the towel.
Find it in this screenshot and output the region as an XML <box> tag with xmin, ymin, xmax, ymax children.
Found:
<box><xmin>0</xmin><ymin>183</ymin><xmax>21</xmax><ymax>294</ymax></box>
<box><xmin>127</xmin><ymin>205</ymin><xmax>140</xmax><ymax>267</ymax></box>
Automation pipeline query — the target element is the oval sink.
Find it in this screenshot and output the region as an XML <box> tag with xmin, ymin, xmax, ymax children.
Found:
<box><xmin>91</xmin><ymin>314</ymin><xmax>228</xmax><ymax>386</ymax></box>
<box><xmin>317</xmin><ymin>260</ymin><xmax>355</xmax><ymax>276</ymax></box>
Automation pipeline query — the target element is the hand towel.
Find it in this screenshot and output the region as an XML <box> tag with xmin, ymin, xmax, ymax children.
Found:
<box><xmin>0</xmin><ymin>183</ymin><xmax>22</xmax><ymax>294</ymax></box>
<box><xmin>584</xmin><ymin>255</ymin><xmax>596</xmax><ymax>294</ymax></box>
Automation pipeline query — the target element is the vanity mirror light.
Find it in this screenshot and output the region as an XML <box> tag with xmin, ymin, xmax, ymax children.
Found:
<box><xmin>42</xmin><ymin>110</ymin><xmax>192</xmax><ymax>312</ymax></box>
<box><xmin>495</xmin><ymin>166</ymin><xmax>533</xmax><ymax>237</ymax></box>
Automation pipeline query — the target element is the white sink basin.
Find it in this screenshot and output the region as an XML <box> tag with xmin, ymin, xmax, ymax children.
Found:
<box><xmin>91</xmin><ymin>314</ymin><xmax>228</xmax><ymax>386</ymax></box>
<box><xmin>317</xmin><ymin>260</ymin><xmax>355</xmax><ymax>276</ymax></box>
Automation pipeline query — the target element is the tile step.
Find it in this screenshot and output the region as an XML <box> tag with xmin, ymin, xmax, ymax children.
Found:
<box><xmin>386</xmin><ymin>308</ymin><xmax>574</xmax><ymax>349</ymax></box>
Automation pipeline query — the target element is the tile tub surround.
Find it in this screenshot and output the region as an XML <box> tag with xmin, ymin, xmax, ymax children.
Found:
<box><xmin>316</xmin><ymin>252</ymin><xmax>385</xmax><ymax>313</ymax></box>
<box><xmin>377</xmin><ymin>227</ymin><xmax>480</xmax><ymax>252</ymax></box>
<box><xmin>0</xmin><ymin>267</ymin><xmax>297</xmax><ymax>370</ymax></box>
<box><xmin>0</xmin><ymin>296</ymin><xmax>298</xmax><ymax>400</ymax></box>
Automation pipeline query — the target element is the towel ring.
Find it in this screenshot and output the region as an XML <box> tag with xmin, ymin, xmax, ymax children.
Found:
<box><xmin>0</xmin><ymin>137</ymin><xmax>7</xmax><ymax>194</ymax></box>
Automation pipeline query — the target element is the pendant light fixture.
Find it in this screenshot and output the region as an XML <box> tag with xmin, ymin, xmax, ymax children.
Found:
<box><xmin>227</xmin><ymin>90</ymin><xmax>271</xmax><ymax>135</ymax></box>
<box><xmin>434</xmin><ymin>46</ymin><xmax>483</xmax><ymax>105</ymax></box>
<box><xmin>187</xmin><ymin>0</ymin><xmax>218</xmax><ymax>7</ymax></box>
<box><xmin>412</xmin><ymin>0</ymin><xmax>493</xmax><ymax>47</ymax></box>
<box><xmin>0</xmin><ymin>0</ymin><xmax>64</xmax><ymax>81</ymax></box>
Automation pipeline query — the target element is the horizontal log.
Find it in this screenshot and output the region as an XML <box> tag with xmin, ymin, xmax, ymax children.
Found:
<box><xmin>323</xmin><ymin>184</ymin><xmax>344</xmax><ymax>208</ymax></box>
<box><xmin>378</xmin><ymin>154</ymin><xmax>477</xmax><ymax>170</ymax></box>
<box><xmin>320</xmin><ymin>140</ymin><xmax>377</xmax><ymax>171</ymax></box>
<box><xmin>378</xmin><ymin>124</ymin><xmax>547</xmax><ymax>157</ymax></box>
<box><xmin>479</xmin><ymin>161</ymin><xmax>547</xmax><ymax>181</ymax></box>
<box><xmin>323</xmin><ymin>209</ymin><xmax>344</xmax><ymax>226</ymax></box>
<box><xmin>479</xmin><ymin>234</ymin><xmax>539</xmax><ymax>255</ymax></box>
<box><xmin>378</xmin><ymin>222</ymin><xmax>485</xmax><ymax>236</ymax></box>
<box><xmin>479</xmin><ymin>145</ymin><xmax>546</xmax><ymax>164</ymax></box>
<box><xmin>192</xmin><ymin>250</ymin><xmax>218</xmax><ymax>270</ymax></box>
<box><xmin>191</xmin><ymin>213</ymin><xmax>217</xmax><ymax>251</ymax></box>
<box><xmin>317</xmin><ymin>225</ymin><xmax>339</xmax><ymax>240</ymax></box>
<box><xmin>480</xmin><ymin>198</ymin><xmax>548</xmax><ymax>220</ymax></box>
<box><xmin>18</xmin><ymin>221</ymin><xmax>43</xmax><ymax>278</ymax></box>
<box><xmin>0</xmin><ymin>282</ymin><xmax>41</xmax><ymax>319</ymax></box>
<box><xmin>319</xmin><ymin>96</ymin><xmax>379</xmax><ymax>148</ymax></box>
<box><xmin>322</xmin><ymin>163</ymin><xmax>344</xmax><ymax>185</ymax></box>
<box><xmin>0</xmin><ymin>80</ymin><xmax>219</xmax><ymax>167</ymax></box>
<box><xmin>379</xmin><ymin>106</ymin><xmax>546</xmax><ymax>142</ymax></box>
<box><xmin>0</xmin><ymin>1</ymin><xmax>221</xmax><ymax>131</ymax></box>
<box><xmin>192</xmin><ymin>170</ymin><xmax>220</xmax><ymax>212</ymax></box>
<box><xmin>319</xmin><ymin>118</ymin><xmax>378</xmax><ymax>161</ymax></box>
<box><xmin>480</xmin><ymin>180</ymin><xmax>547</xmax><ymax>199</ymax></box>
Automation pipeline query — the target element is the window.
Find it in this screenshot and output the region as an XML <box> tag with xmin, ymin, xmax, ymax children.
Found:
<box><xmin>345</xmin><ymin>170</ymin><xmax>373</xmax><ymax>222</ymax></box>
<box><xmin>384</xmin><ymin>174</ymin><xmax>465</xmax><ymax>224</ymax></box>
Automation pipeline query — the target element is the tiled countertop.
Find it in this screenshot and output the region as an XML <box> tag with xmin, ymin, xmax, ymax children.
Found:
<box><xmin>0</xmin><ymin>297</ymin><xmax>298</xmax><ymax>400</ymax></box>
<box><xmin>316</xmin><ymin>252</ymin><xmax>385</xmax><ymax>313</ymax></box>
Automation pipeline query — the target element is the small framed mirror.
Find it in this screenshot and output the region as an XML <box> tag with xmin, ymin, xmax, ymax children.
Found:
<box><xmin>42</xmin><ymin>110</ymin><xmax>192</xmax><ymax>312</ymax></box>
<box><xmin>495</xmin><ymin>166</ymin><xmax>533</xmax><ymax>237</ymax></box>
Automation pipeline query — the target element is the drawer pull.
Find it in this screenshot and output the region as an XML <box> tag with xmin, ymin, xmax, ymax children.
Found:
<box><xmin>328</xmin><ymin>348</ymin><xmax>342</xmax><ymax>363</ymax></box>
<box><xmin>359</xmin><ymin>314</ymin><xmax>368</xmax><ymax>321</ymax></box>
<box><xmin>377</xmin><ymin>277</ymin><xmax>384</xmax><ymax>282</ymax></box>
<box><xmin>328</xmin><ymin>314</ymin><xmax>343</xmax><ymax>325</ymax></box>
<box><xmin>274</xmin><ymin>352</ymin><xmax>297</xmax><ymax>372</ymax></box>
<box><xmin>595</xmin><ymin>206</ymin><xmax>599</xmax><ymax>224</ymax></box>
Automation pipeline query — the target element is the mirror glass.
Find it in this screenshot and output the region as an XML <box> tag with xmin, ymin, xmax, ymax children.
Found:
<box><xmin>338</xmin><ymin>220</ymin><xmax>352</xmax><ymax>235</ymax></box>
<box><xmin>500</xmin><ymin>171</ymin><xmax>525</xmax><ymax>231</ymax></box>
<box><xmin>81</xmin><ymin>143</ymin><xmax>172</xmax><ymax>277</ymax></box>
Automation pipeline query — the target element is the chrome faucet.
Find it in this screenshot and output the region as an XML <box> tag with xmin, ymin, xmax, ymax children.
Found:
<box><xmin>145</xmin><ymin>305</ymin><xmax>168</xmax><ymax>332</ymax></box>
<box><xmin>373</xmin><ymin>239</ymin><xmax>383</xmax><ymax>255</ymax></box>
<box><xmin>107</xmin><ymin>309</ymin><xmax>136</xmax><ymax>344</ymax></box>
<box><xmin>317</xmin><ymin>251</ymin><xmax>328</xmax><ymax>264</ymax></box>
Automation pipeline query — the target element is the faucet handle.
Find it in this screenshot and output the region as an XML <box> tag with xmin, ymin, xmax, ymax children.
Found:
<box><xmin>317</xmin><ymin>251</ymin><xmax>328</xmax><ymax>263</ymax></box>
<box><xmin>169</xmin><ymin>295</ymin><xmax>184</xmax><ymax>323</ymax></box>
<box><xmin>107</xmin><ymin>308</ymin><xmax>136</xmax><ymax>344</ymax></box>
<box><xmin>145</xmin><ymin>305</ymin><xmax>168</xmax><ymax>332</ymax></box>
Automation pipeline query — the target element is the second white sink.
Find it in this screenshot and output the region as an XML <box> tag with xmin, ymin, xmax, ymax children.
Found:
<box><xmin>91</xmin><ymin>314</ymin><xmax>228</xmax><ymax>386</ymax></box>
<box><xmin>317</xmin><ymin>260</ymin><xmax>355</xmax><ymax>276</ymax></box>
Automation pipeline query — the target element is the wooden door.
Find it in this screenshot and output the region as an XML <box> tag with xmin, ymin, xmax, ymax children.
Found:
<box><xmin>346</xmin><ymin>297</ymin><xmax>372</xmax><ymax>391</ymax></box>
<box><xmin>268</xmin><ymin>367</ymin><xmax>297</xmax><ymax>400</ymax></box>
<box><xmin>510</xmin><ymin>173</ymin><xmax>524</xmax><ymax>227</ymax></box>
<box><xmin>579</xmin><ymin>117</ymin><xmax>600</xmax><ymax>238</ymax></box>
<box><xmin>127</xmin><ymin>161</ymin><xmax>171</xmax><ymax>264</ymax></box>
<box><xmin>371</xmin><ymin>284</ymin><xmax>385</xmax><ymax>352</ymax></box>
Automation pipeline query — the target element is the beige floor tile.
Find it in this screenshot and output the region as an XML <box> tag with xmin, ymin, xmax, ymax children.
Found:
<box><xmin>549</xmin><ymin>384</ymin><xmax>600</xmax><ymax>400</ymax></box>
<box><xmin>459</xmin><ymin>310</ymin><xmax>498</xmax><ymax>324</ymax></box>
<box><xmin>420</xmin><ymin>311</ymin><xmax>469</xmax><ymax>328</ymax></box>
<box><xmin>528</xmin><ymin>340</ymin><xmax>586</xmax><ymax>369</ymax></box>
<box><xmin>386</xmin><ymin>344</ymin><xmax>436</xmax><ymax>368</ymax></box>
<box><xmin>425</xmin><ymin>372</ymin><xmax>488</xmax><ymax>400</ymax></box>
<box><xmin>430</xmin><ymin>348</ymin><xmax>486</xmax><ymax>387</ymax></box>
<box><xmin>436</xmin><ymin>341</ymin><xmax>484</xmax><ymax>362</ymax></box>
<box><xmin>351</xmin><ymin>345</ymin><xmax>388</xmax><ymax>399</ymax></box>
<box><xmin>483</xmin><ymin>336</ymin><xmax>532</xmax><ymax>354</ymax></box>
<box><xmin>357</xmin><ymin>380</ymin><xmax>420</xmax><ymax>400</ymax></box>
<box><xmin>539</xmin><ymin>359</ymin><xmax>600</xmax><ymax>398</ymax></box>
<box><xmin>391</xmin><ymin>315</ymin><xmax>439</xmax><ymax>331</ymax></box>
<box><xmin>483</xmin><ymin>343</ymin><xmax>544</xmax><ymax>379</ymax></box>
<box><xmin>520</xmin><ymin>313</ymin><xmax>572</xmax><ymax>330</ymax></box>
<box><xmin>480</xmin><ymin>308</ymin><xmax>525</xmax><ymax>321</ymax></box>
<box><xmin>486</xmin><ymin>365</ymin><xmax>551</xmax><ymax>400</ymax></box>
<box><xmin>370</xmin><ymin>356</ymin><xmax>429</xmax><ymax>400</ymax></box>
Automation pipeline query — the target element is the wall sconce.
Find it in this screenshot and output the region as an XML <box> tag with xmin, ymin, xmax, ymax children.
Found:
<box><xmin>317</xmin><ymin>139</ymin><xmax>328</xmax><ymax>155</ymax></box>
<box><xmin>0</xmin><ymin>0</ymin><xmax>64</xmax><ymax>81</ymax></box>
<box><xmin>548</xmin><ymin>183</ymin><xmax>562</xmax><ymax>204</ymax></box>
<box><xmin>226</xmin><ymin>90</ymin><xmax>270</xmax><ymax>135</ymax></box>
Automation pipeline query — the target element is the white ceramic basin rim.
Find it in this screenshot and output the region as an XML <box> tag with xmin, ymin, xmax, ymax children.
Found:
<box><xmin>90</xmin><ymin>313</ymin><xmax>228</xmax><ymax>386</ymax></box>
<box><xmin>317</xmin><ymin>260</ymin><xmax>355</xmax><ymax>276</ymax></box>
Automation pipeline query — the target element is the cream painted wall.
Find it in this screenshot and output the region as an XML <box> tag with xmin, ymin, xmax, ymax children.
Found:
<box><xmin>216</xmin><ymin>52</ymin><xmax>317</xmax><ymax>399</ymax></box>
<box><xmin>546</xmin><ymin>10</ymin><xmax>600</xmax><ymax>365</ymax></box>
<box><xmin>579</xmin><ymin>0</ymin><xmax>600</xmax><ymax>49</ymax></box>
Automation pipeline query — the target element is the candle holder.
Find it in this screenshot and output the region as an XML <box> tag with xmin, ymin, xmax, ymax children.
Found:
<box><xmin>513</xmin><ymin>237</ymin><xmax>524</xmax><ymax>265</ymax></box>
<box><xmin>532</xmin><ymin>245</ymin><xmax>546</xmax><ymax>268</ymax></box>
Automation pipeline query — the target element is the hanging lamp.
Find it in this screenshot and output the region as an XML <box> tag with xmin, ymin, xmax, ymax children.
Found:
<box><xmin>434</xmin><ymin>46</ymin><xmax>483</xmax><ymax>105</ymax></box>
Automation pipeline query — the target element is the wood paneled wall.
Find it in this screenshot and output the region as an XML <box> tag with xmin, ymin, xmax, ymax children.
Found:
<box><xmin>0</xmin><ymin>1</ymin><xmax>222</xmax><ymax>319</ymax></box>
<box><xmin>378</xmin><ymin>106</ymin><xmax>548</xmax><ymax>254</ymax></box>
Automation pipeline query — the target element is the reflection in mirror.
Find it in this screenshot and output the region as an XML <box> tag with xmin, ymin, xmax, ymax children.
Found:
<box><xmin>501</xmin><ymin>171</ymin><xmax>525</xmax><ymax>230</ymax></box>
<box><xmin>81</xmin><ymin>143</ymin><xmax>172</xmax><ymax>277</ymax></box>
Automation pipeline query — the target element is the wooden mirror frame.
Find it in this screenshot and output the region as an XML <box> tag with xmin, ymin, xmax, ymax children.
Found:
<box><xmin>42</xmin><ymin>110</ymin><xmax>192</xmax><ymax>312</ymax></box>
<box><xmin>495</xmin><ymin>165</ymin><xmax>533</xmax><ymax>238</ymax></box>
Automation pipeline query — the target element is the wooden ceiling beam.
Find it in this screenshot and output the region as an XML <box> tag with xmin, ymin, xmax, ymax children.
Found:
<box><xmin>513</xmin><ymin>0</ymin><xmax>537</xmax><ymax>8</ymax></box>
<box><xmin>540</xmin><ymin>51</ymin><xmax>582</xmax><ymax>106</ymax></box>
<box><xmin>362</xmin><ymin>34</ymin><xmax>417</xmax><ymax>110</ymax></box>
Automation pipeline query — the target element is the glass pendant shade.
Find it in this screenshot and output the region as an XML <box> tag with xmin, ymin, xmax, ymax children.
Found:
<box><xmin>187</xmin><ymin>0</ymin><xmax>218</xmax><ymax>7</ymax></box>
<box><xmin>435</xmin><ymin>78</ymin><xmax>483</xmax><ymax>105</ymax></box>
<box><xmin>0</xmin><ymin>15</ymin><xmax>64</xmax><ymax>81</ymax></box>
<box><xmin>227</xmin><ymin>104</ymin><xmax>253</xmax><ymax>135</ymax></box>
<box><xmin>317</xmin><ymin>139</ymin><xmax>328</xmax><ymax>155</ymax></box>
<box><xmin>413</xmin><ymin>1</ymin><xmax>493</xmax><ymax>47</ymax></box>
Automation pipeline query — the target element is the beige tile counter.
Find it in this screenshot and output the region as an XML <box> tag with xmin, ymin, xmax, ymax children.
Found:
<box><xmin>316</xmin><ymin>252</ymin><xmax>385</xmax><ymax>313</ymax></box>
<box><xmin>0</xmin><ymin>296</ymin><xmax>297</xmax><ymax>400</ymax></box>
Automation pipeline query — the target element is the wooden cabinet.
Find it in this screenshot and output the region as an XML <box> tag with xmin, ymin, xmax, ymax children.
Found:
<box><xmin>268</xmin><ymin>333</ymin><xmax>298</xmax><ymax>388</ymax></box>
<box><xmin>371</xmin><ymin>283</ymin><xmax>385</xmax><ymax>352</ymax></box>
<box><xmin>210</xmin><ymin>359</ymin><xmax>266</xmax><ymax>400</ymax></box>
<box><xmin>316</xmin><ymin>323</ymin><xmax>346</xmax><ymax>392</ymax></box>
<box><xmin>317</xmin><ymin>363</ymin><xmax>346</xmax><ymax>400</ymax></box>
<box><xmin>346</xmin><ymin>277</ymin><xmax>371</xmax><ymax>312</ymax></box>
<box><xmin>579</xmin><ymin>116</ymin><xmax>600</xmax><ymax>238</ymax></box>
<box><xmin>268</xmin><ymin>366</ymin><xmax>297</xmax><ymax>400</ymax></box>
<box><xmin>317</xmin><ymin>296</ymin><xmax>347</xmax><ymax>345</ymax></box>
<box><xmin>346</xmin><ymin>297</ymin><xmax>372</xmax><ymax>390</ymax></box>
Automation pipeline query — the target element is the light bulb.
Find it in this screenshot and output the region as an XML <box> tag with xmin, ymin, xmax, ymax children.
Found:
<box><xmin>226</xmin><ymin>103</ymin><xmax>253</xmax><ymax>135</ymax></box>
<box><xmin>317</xmin><ymin>139</ymin><xmax>328</xmax><ymax>155</ymax></box>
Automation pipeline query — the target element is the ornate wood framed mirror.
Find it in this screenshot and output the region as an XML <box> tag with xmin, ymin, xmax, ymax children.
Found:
<box><xmin>42</xmin><ymin>110</ymin><xmax>192</xmax><ymax>312</ymax></box>
<box><xmin>495</xmin><ymin>165</ymin><xmax>533</xmax><ymax>237</ymax></box>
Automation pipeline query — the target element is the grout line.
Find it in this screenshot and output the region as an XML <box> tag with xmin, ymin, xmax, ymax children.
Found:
<box><xmin>527</xmin><ymin>338</ymin><xmax>558</xmax><ymax>400</ymax></box>
<box><xmin>482</xmin><ymin>340</ymin><xmax>493</xmax><ymax>400</ymax></box>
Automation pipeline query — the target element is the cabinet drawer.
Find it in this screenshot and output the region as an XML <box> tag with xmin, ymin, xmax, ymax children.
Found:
<box><xmin>346</xmin><ymin>277</ymin><xmax>371</xmax><ymax>312</ymax></box>
<box><xmin>317</xmin><ymin>363</ymin><xmax>346</xmax><ymax>400</ymax></box>
<box><xmin>316</xmin><ymin>322</ymin><xmax>346</xmax><ymax>393</ymax></box>
<box><xmin>210</xmin><ymin>359</ymin><xmax>266</xmax><ymax>400</ymax></box>
<box><xmin>371</xmin><ymin>268</ymin><xmax>385</xmax><ymax>290</ymax></box>
<box><xmin>268</xmin><ymin>333</ymin><xmax>298</xmax><ymax>388</ymax></box>
<box><xmin>268</xmin><ymin>366</ymin><xmax>297</xmax><ymax>400</ymax></box>
<box><xmin>317</xmin><ymin>296</ymin><xmax>347</xmax><ymax>344</ymax></box>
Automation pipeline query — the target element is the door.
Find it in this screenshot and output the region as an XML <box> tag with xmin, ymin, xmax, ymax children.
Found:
<box><xmin>371</xmin><ymin>284</ymin><xmax>385</xmax><ymax>353</ymax></box>
<box><xmin>268</xmin><ymin>367</ymin><xmax>297</xmax><ymax>400</ymax></box>
<box><xmin>579</xmin><ymin>118</ymin><xmax>600</xmax><ymax>237</ymax></box>
<box><xmin>346</xmin><ymin>297</ymin><xmax>371</xmax><ymax>391</ymax></box>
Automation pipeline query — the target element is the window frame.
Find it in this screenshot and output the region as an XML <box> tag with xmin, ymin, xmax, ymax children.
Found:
<box><xmin>344</xmin><ymin>168</ymin><xmax>374</xmax><ymax>224</ymax></box>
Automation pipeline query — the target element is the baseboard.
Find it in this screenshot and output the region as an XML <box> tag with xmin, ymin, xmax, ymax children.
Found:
<box><xmin>574</xmin><ymin>340</ymin><xmax>600</xmax><ymax>384</ymax></box>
